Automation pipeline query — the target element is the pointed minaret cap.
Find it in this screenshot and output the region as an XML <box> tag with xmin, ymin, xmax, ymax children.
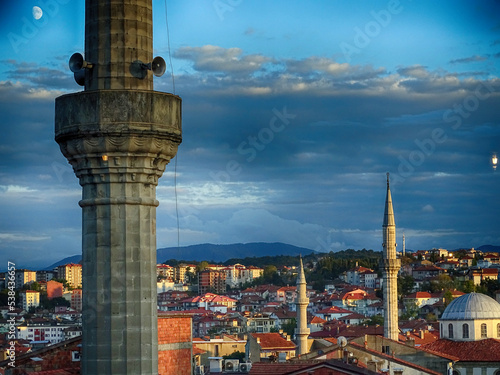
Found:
<box><xmin>297</xmin><ymin>256</ymin><xmax>306</xmax><ymax>285</ymax></box>
<box><xmin>383</xmin><ymin>173</ymin><xmax>395</xmax><ymax>227</ymax></box>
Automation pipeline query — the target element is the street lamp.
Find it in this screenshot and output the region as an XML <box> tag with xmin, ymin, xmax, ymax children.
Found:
<box><xmin>492</xmin><ymin>154</ymin><xmax>498</xmax><ymax>170</ymax></box>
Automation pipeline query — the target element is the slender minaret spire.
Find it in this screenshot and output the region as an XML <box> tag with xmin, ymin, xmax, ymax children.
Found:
<box><xmin>295</xmin><ymin>257</ymin><xmax>310</xmax><ymax>356</ymax></box>
<box><xmin>55</xmin><ymin>1</ymin><xmax>182</xmax><ymax>373</ymax></box>
<box><xmin>382</xmin><ymin>173</ymin><xmax>400</xmax><ymax>341</ymax></box>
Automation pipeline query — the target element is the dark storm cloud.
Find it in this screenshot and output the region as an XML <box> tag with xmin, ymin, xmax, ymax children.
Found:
<box><xmin>161</xmin><ymin>45</ymin><xmax>500</xmax><ymax>251</ymax></box>
<box><xmin>2</xmin><ymin>60</ymin><xmax>76</xmax><ymax>90</ymax></box>
<box><xmin>2</xmin><ymin>42</ymin><xmax>500</xmax><ymax>267</ymax></box>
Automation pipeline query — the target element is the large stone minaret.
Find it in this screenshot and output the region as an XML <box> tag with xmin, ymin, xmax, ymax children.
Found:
<box><xmin>295</xmin><ymin>257</ymin><xmax>310</xmax><ymax>356</ymax></box>
<box><xmin>382</xmin><ymin>173</ymin><xmax>400</xmax><ymax>341</ymax></box>
<box><xmin>54</xmin><ymin>1</ymin><xmax>182</xmax><ymax>374</ymax></box>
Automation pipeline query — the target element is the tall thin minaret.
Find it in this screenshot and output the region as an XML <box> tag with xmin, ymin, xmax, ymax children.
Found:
<box><xmin>295</xmin><ymin>257</ymin><xmax>310</xmax><ymax>356</ymax></box>
<box><xmin>55</xmin><ymin>1</ymin><xmax>182</xmax><ymax>374</ymax></box>
<box><xmin>382</xmin><ymin>173</ymin><xmax>400</xmax><ymax>341</ymax></box>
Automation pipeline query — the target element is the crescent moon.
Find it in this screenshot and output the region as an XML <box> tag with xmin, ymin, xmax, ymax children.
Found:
<box><xmin>32</xmin><ymin>6</ymin><xmax>43</xmax><ymax>20</ymax></box>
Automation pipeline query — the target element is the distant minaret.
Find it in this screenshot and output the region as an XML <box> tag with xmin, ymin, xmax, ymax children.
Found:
<box><xmin>295</xmin><ymin>257</ymin><xmax>310</xmax><ymax>356</ymax></box>
<box><xmin>382</xmin><ymin>173</ymin><xmax>400</xmax><ymax>341</ymax></box>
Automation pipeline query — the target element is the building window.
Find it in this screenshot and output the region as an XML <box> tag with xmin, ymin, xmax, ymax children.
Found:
<box><xmin>481</xmin><ymin>323</ymin><xmax>487</xmax><ymax>338</ymax></box>
<box><xmin>497</xmin><ymin>323</ymin><xmax>500</xmax><ymax>338</ymax></box>
<box><xmin>462</xmin><ymin>323</ymin><xmax>469</xmax><ymax>339</ymax></box>
<box><xmin>448</xmin><ymin>323</ymin><xmax>453</xmax><ymax>339</ymax></box>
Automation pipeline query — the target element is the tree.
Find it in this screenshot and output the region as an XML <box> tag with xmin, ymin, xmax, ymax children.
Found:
<box><xmin>280</xmin><ymin>318</ymin><xmax>296</xmax><ymax>337</ymax></box>
<box><xmin>262</xmin><ymin>265</ymin><xmax>282</xmax><ymax>285</ymax></box>
<box><xmin>429</xmin><ymin>252</ymin><xmax>440</xmax><ymax>263</ymax></box>
<box><xmin>196</xmin><ymin>261</ymin><xmax>209</xmax><ymax>273</ymax></box>
<box><xmin>460</xmin><ymin>280</ymin><xmax>476</xmax><ymax>293</ymax></box>
<box><xmin>366</xmin><ymin>314</ymin><xmax>384</xmax><ymax>326</ymax></box>
<box><xmin>23</xmin><ymin>281</ymin><xmax>41</xmax><ymax>292</ymax></box>
<box><xmin>425</xmin><ymin>313</ymin><xmax>437</xmax><ymax>322</ymax></box>
<box><xmin>430</xmin><ymin>274</ymin><xmax>456</xmax><ymax>292</ymax></box>
<box><xmin>480</xmin><ymin>279</ymin><xmax>500</xmax><ymax>298</ymax></box>
<box><xmin>398</xmin><ymin>275</ymin><xmax>415</xmax><ymax>296</ymax></box>
<box><xmin>443</xmin><ymin>289</ymin><xmax>454</xmax><ymax>307</ymax></box>
<box><xmin>401</xmin><ymin>301</ymin><xmax>420</xmax><ymax>320</ymax></box>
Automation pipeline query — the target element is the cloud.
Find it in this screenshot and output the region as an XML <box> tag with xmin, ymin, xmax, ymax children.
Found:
<box><xmin>0</xmin><ymin>232</ymin><xmax>50</xmax><ymax>242</ymax></box>
<box><xmin>449</xmin><ymin>55</ymin><xmax>488</xmax><ymax>64</ymax></box>
<box><xmin>397</xmin><ymin>65</ymin><xmax>430</xmax><ymax>79</ymax></box>
<box><xmin>1</xmin><ymin>42</ymin><xmax>500</xmax><ymax>268</ymax></box>
<box><xmin>170</xmin><ymin>46</ymin><xmax>499</xmax><ymax>105</ymax></box>
<box><xmin>174</xmin><ymin>45</ymin><xmax>272</xmax><ymax>75</ymax></box>
<box><xmin>2</xmin><ymin>60</ymin><xmax>75</xmax><ymax>90</ymax></box>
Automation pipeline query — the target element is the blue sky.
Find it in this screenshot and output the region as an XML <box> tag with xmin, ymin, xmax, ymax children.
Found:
<box><xmin>1</xmin><ymin>0</ymin><xmax>499</xmax><ymax>269</ymax></box>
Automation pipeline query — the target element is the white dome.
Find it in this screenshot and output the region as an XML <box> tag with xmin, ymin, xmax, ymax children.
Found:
<box><xmin>441</xmin><ymin>292</ymin><xmax>500</xmax><ymax>320</ymax></box>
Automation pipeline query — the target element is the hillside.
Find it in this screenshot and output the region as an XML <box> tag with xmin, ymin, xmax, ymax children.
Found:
<box><xmin>39</xmin><ymin>242</ymin><xmax>315</xmax><ymax>270</ymax></box>
<box><xmin>157</xmin><ymin>242</ymin><xmax>316</xmax><ymax>263</ymax></box>
<box><xmin>44</xmin><ymin>255</ymin><xmax>82</xmax><ymax>270</ymax></box>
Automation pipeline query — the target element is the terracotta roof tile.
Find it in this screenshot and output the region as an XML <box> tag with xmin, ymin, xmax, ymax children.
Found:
<box><xmin>422</xmin><ymin>338</ymin><xmax>500</xmax><ymax>361</ymax></box>
<box><xmin>251</xmin><ymin>333</ymin><xmax>296</xmax><ymax>350</ymax></box>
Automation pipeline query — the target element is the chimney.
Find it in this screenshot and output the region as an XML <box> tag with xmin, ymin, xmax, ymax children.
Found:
<box><xmin>419</xmin><ymin>329</ymin><xmax>424</xmax><ymax>339</ymax></box>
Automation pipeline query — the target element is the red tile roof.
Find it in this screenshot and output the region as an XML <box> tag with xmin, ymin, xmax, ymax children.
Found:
<box><xmin>339</xmin><ymin>313</ymin><xmax>366</xmax><ymax>321</ymax></box>
<box><xmin>399</xmin><ymin>330</ymin><xmax>440</xmax><ymax>346</ymax></box>
<box><xmin>405</xmin><ymin>291</ymin><xmax>432</xmax><ymax>299</ymax></box>
<box><xmin>309</xmin><ymin>316</ymin><xmax>326</xmax><ymax>324</ymax></box>
<box><xmin>317</xmin><ymin>306</ymin><xmax>353</xmax><ymax>315</ymax></box>
<box><xmin>422</xmin><ymin>339</ymin><xmax>500</xmax><ymax>361</ymax></box>
<box><xmin>348</xmin><ymin>342</ymin><xmax>443</xmax><ymax>375</ymax></box>
<box><xmin>248</xmin><ymin>360</ymin><xmax>376</xmax><ymax>375</ymax></box>
<box><xmin>251</xmin><ymin>333</ymin><xmax>296</xmax><ymax>350</ymax></box>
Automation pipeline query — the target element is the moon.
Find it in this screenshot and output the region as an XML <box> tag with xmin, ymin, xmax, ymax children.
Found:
<box><xmin>32</xmin><ymin>6</ymin><xmax>43</xmax><ymax>20</ymax></box>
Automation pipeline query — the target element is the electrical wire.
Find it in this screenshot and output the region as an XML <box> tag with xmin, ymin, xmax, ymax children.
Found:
<box><xmin>165</xmin><ymin>0</ymin><xmax>180</xmax><ymax>251</ymax></box>
<box><xmin>164</xmin><ymin>0</ymin><xmax>176</xmax><ymax>94</ymax></box>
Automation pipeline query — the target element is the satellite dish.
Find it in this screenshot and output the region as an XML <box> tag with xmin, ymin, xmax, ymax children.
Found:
<box><xmin>337</xmin><ymin>336</ymin><xmax>347</xmax><ymax>348</ymax></box>
<box><xmin>151</xmin><ymin>56</ymin><xmax>166</xmax><ymax>77</ymax></box>
<box><xmin>69</xmin><ymin>53</ymin><xmax>93</xmax><ymax>73</ymax></box>
<box><xmin>73</xmin><ymin>70</ymin><xmax>85</xmax><ymax>86</ymax></box>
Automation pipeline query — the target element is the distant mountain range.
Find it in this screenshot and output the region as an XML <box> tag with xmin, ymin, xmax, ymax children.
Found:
<box><xmin>40</xmin><ymin>243</ymin><xmax>500</xmax><ymax>270</ymax></box>
<box><xmin>43</xmin><ymin>242</ymin><xmax>316</xmax><ymax>270</ymax></box>
<box><xmin>477</xmin><ymin>245</ymin><xmax>500</xmax><ymax>253</ymax></box>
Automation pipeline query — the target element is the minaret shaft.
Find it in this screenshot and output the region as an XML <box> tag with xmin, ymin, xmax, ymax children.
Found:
<box><xmin>55</xmin><ymin>1</ymin><xmax>182</xmax><ymax>374</ymax></box>
<box><xmin>382</xmin><ymin>174</ymin><xmax>400</xmax><ymax>341</ymax></box>
<box><xmin>295</xmin><ymin>258</ymin><xmax>310</xmax><ymax>356</ymax></box>
<box><xmin>85</xmin><ymin>0</ymin><xmax>153</xmax><ymax>90</ymax></box>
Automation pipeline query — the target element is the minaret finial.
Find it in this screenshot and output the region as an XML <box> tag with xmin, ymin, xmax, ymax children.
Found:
<box><xmin>386</xmin><ymin>172</ymin><xmax>390</xmax><ymax>187</ymax></box>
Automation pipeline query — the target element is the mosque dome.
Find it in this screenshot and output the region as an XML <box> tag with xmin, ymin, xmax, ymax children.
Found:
<box><xmin>441</xmin><ymin>292</ymin><xmax>500</xmax><ymax>320</ymax></box>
